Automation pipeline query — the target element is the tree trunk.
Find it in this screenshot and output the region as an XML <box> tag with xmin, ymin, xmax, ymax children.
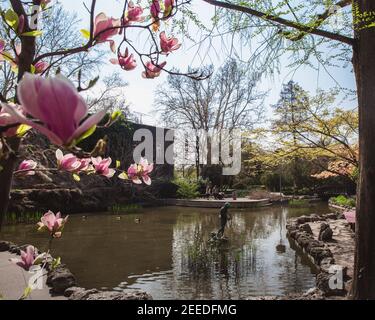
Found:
<box><xmin>351</xmin><ymin>0</ymin><xmax>375</xmax><ymax>300</ymax></box>
<box><xmin>0</xmin><ymin>138</ymin><xmax>21</xmax><ymax>230</ymax></box>
<box><xmin>0</xmin><ymin>0</ymin><xmax>36</xmax><ymax>230</ymax></box>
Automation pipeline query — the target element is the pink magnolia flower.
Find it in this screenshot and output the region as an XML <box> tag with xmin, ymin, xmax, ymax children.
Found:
<box><xmin>127</xmin><ymin>158</ymin><xmax>154</xmax><ymax>185</ymax></box>
<box><xmin>56</xmin><ymin>149</ymin><xmax>81</xmax><ymax>172</ymax></box>
<box><xmin>150</xmin><ymin>0</ymin><xmax>161</xmax><ymax>31</ymax></box>
<box><xmin>344</xmin><ymin>210</ymin><xmax>356</xmax><ymax>224</ymax></box>
<box><xmin>10</xmin><ymin>245</ymin><xmax>36</xmax><ymax>271</ymax></box>
<box><xmin>17</xmin><ymin>160</ymin><xmax>37</xmax><ymax>176</ymax></box>
<box><xmin>164</xmin><ymin>0</ymin><xmax>174</xmax><ymax>16</ymax></box>
<box><xmin>126</xmin><ymin>1</ymin><xmax>144</xmax><ymax>23</ymax></box>
<box><xmin>77</xmin><ymin>158</ymin><xmax>91</xmax><ymax>172</ymax></box>
<box><xmin>93</xmin><ymin>13</ymin><xmax>121</xmax><ymax>53</ymax></box>
<box><xmin>1</xmin><ymin>73</ymin><xmax>107</xmax><ymax>147</ymax></box>
<box><xmin>142</xmin><ymin>61</ymin><xmax>166</xmax><ymax>79</ymax></box>
<box><xmin>160</xmin><ymin>31</ymin><xmax>181</xmax><ymax>54</ymax></box>
<box><xmin>34</xmin><ymin>61</ymin><xmax>49</xmax><ymax>74</ymax></box>
<box><xmin>150</xmin><ymin>0</ymin><xmax>161</xmax><ymax>18</ymax></box>
<box><xmin>0</xmin><ymin>104</ymin><xmax>22</xmax><ymax>137</ymax></box>
<box><xmin>37</xmin><ymin>211</ymin><xmax>69</xmax><ymax>238</ymax></box>
<box><xmin>91</xmin><ymin>157</ymin><xmax>115</xmax><ymax>178</ymax></box>
<box><xmin>18</xmin><ymin>15</ymin><xmax>25</xmax><ymax>34</ymax></box>
<box><xmin>0</xmin><ymin>39</ymin><xmax>5</xmax><ymax>52</ymax></box>
<box><xmin>110</xmin><ymin>48</ymin><xmax>137</xmax><ymax>71</ymax></box>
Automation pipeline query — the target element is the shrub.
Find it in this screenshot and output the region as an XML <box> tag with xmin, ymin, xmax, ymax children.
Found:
<box><xmin>173</xmin><ymin>178</ymin><xmax>200</xmax><ymax>199</ymax></box>
<box><xmin>330</xmin><ymin>195</ymin><xmax>356</xmax><ymax>208</ymax></box>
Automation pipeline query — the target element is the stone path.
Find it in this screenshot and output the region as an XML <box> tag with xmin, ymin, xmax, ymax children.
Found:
<box><xmin>0</xmin><ymin>251</ymin><xmax>66</xmax><ymax>300</ymax></box>
<box><xmin>309</xmin><ymin>219</ymin><xmax>355</xmax><ymax>279</ymax></box>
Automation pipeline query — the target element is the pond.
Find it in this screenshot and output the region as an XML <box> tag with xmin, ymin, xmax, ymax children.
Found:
<box><xmin>1</xmin><ymin>203</ymin><xmax>331</xmax><ymax>299</ymax></box>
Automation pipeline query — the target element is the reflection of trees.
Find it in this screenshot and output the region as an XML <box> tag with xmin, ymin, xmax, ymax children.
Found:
<box><xmin>167</xmin><ymin>206</ymin><xmax>317</xmax><ymax>298</ymax></box>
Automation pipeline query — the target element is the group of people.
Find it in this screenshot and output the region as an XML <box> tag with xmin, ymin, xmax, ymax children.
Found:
<box><xmin>205</xmin><ymin>183</ymin><xmax>225</xmax><ymax>200</ymax></box>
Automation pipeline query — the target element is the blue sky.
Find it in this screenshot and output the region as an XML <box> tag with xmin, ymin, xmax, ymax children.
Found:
<box><xmin>62</xmin><ymin>0</ymin><xmax>357</xmax><ymax>126</ymax></box>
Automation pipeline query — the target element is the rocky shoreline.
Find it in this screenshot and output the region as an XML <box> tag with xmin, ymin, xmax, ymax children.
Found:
<box><xmin>286</xmin><ymin>212</ymin><xmax>354</xmax><ymax>298</ymax></box>
<box><xmin>0</xmin><ymin>240</ymin><xmax>152</xmax><ymax>301</ymax></box>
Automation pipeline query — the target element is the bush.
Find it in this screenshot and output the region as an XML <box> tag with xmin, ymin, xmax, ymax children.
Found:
<box><xmin>173</xmin><ymin>178</ymin><xmax>200</xmax><ymax>199</ymax></box>
<box><xmin>330</xmin><ymin>195</ymin><xmax>356</xmax><ymax>208</ymax></box>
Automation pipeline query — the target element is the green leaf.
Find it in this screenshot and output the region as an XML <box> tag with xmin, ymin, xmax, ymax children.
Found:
<box><xmin>116</xmin><ymin>160</ymin><xmax>121</xmax><ymax>169</ymax></box>
<box><xmin>20</xmin><ymin>286</ymin><xmax>32</xmax><ymax>300</ymax></box>
<box><xmin>72</xmin><ymin>173</ymin><xmax>81</xmax><ymax>182</ymax></box>
<box><xmin>51</xmin><ymin>257</ymin><xmax>61</xmax><ymax>270</ymax></box>
<box><xmin>118</xmin><ymin>172</ymin><xmax>128</xmax><ymax>180</ymax></box>
<box><xmin>80</xmin><ymin>29</ymin><xmax>91</xmax><ymax>40</ymax></box>
<box><xmin>21</xmin><ymin>30</ymin><xmax>43</xmax><ymax>37</ymax></box>
<box><xmin>111</xmin><ymin>110</ymin><xmax>122</xmax><ymax>121</ymax></box>
<box><xmin>75</xmin><ymin>125</ymin><xmax>97</xmax><ymax>145</ymax></box>
<box><xmin>30</xmin><ymin>64</ymin><xmax>36</xmax><ymax>74</ymax></box>
<box><xmin>88</xmin><ymin>76</ymin><xmax>99</xmax><ymax>89</ymax></box>
<box><xmin>16</xmin><ymin>124</ymin><xmax>31</xmax><ymax>137</ymax></box>
<box><xmin>5</xmin><ymin>9</ymin><xmax>19</xmax><ymax>29</ymax></box>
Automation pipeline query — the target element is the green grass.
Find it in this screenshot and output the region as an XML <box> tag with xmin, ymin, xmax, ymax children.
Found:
<box><xmin>110</xmin><ymin>203</ymin><xmax>143</xmax><ymax>214</ymax></box>
<box><xmin>330</xmin><ymin>195</ymin><xmax>356</xmax><ymax>208</ymax></box>
<box><xmin>4</xmin><ymin>211</ymin><xmax>43</xmax><ymax>225</ymax></box>
<box><xmin>288</xmin><ymin>199</ymin><xmax>309</xmax><ymax>207</ymax></box>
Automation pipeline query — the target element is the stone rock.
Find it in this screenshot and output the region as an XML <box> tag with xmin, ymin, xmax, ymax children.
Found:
<box><xmin>320</xmin><ymin>257</ymin><xmax>335</xmax><ymax>273</ymax></box>
<box><xmin>297</xmin><ymin>216</ymin><xmax>311</xmax><ymax>225</ymax></box>
<box><xmin>309</xmin><ymin>247</ymin><xmax>333</xmax><ymax>265</ymax></box>
<box><xmin>296</xmin><ymin>233</ymin><xmax>314</xmax><ymax>249</ymax></box>
<box><xmin>316</xmin><ymin>272</ymin><xmax>346</xmax><ymax>296</ymax></box>
<box><xmin>325</xmin><ymin>213</ymin><xmax>339</xmax><ymax>220</ymax></box>
<box><xmin>319</xmin><ymin>223</ymin><xmax>333</xmax><ymax>242</ymax></box>
<box><xmin>69</xmin><ymin>288</ymin><xmax>100</xmax><ymax>300</ymax></box>
<box><xmin>309</xmin><ymin>214</ymin><xmax>322</xmax><ymax>222</ymax></box>
<box><xmin>299</xmin><ymin>223</ymin><xmax>313</xmax><ymax>235</ymax></box>
<box><xmin>64</xmin><ymin>286</ymin><xmax>85</xmax><ymax>298</ymax></box>
<box><xmin>305</xmin><ymin>240</ymin><xmax>325</xmax><ymax>253</ymax></box>
<box><xmin>0</xmin><ymin>241</ymin><xmax>12</xmax><ymax>252</ymax></box>
<box><xmin>69</xmin><ymin>289</ymin><xmax>152</xmax><ymax>300</ymax></box>
<box><xmin>9</xmin><ymin>244</ymin><xmax>20</xmax><ymax>254</ymax></box>
<box><xmin>47</xmin><ymin>266</ymin><xmax>77</xmax><ymax>294</ymax></box>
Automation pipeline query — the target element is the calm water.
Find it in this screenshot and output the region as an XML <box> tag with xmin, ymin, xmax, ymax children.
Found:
<box><xmin>1</xmin><ymin>204</ymin><xmax>331</xmax><ymax>299</ymax></box>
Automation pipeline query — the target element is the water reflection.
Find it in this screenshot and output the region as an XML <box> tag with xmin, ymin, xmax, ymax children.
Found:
<box><xmin>1</xmin><ymin>204</ymin><xmax>329</xmax><ymax>299</ymax></box>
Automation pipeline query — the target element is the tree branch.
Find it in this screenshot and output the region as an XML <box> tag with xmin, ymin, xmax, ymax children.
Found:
<box><xmin>203</xmin><ymin>0</ymin><xmax>355</xmax><ymax>46</ymax></box>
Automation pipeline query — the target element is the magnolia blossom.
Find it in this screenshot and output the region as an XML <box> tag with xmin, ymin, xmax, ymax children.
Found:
<box><xmin>110</xmin><ymin>48</ymin><xmax>137</xmax><ymax>71</ymax></box>
<box><xmin>160</xmin><ymin>32</ymin><xmax>181</xmax><ymax>54</ymax></box>
<box><xmin>344</xmin><ymin>210</ymin><xmax>356</xmax><ymax>224</ymax></box>
<box><xmin>0</xmin><ymin>39</ymin><xmax>5</xmax><ymax>53</ymax></box>
<box><xmin>18</xmin><ymin>15</ymin><xmax>25</xmax><ymax>34</ymax></box>
<box><xmin>17</xmin><ymin>160</ymin><xmax>37</xmax><ymax>176</ymax></box>
<box><xmin>38</xmin><ymin>211</ymin><xmax>69</xmax><ymax>238</ymax></box>
<box><xmin>2</xmin><ymin>74</ymin><xmax>107</xmax><ymax>147</ymax></box>
<box><xmin>127</xmin><ymin>158</ymin><xmax>154</xmax><ymax>185</ymax></box>
<box><xmin>125</xmin><ymin>1</ymin><xmax>144</xmax><ymax>23</ymax></box>
<box><xmin>34</xmin><ymin>61</ymin><xmax>49</xmax><ymax>74</ymax></box>
<box><xmin>93</xmin><ymin>13</ymin><xmax>121</xmax><ymax>53</ymax></box>
<box><xmin>10</xmin><ymin>245</ymin><xmax>36</xmax><ymax>271</ymax></box>
<box><xmin>151</xmin><ymin>0</ymin><xmax>161</xmax><ymax>18</ymax></box>
<box><xmin>142</xmin><ymin>61</ymin><xmax>166</xmax><ymax>79</ymax></box>
<box><xmin>91</xmin><ymin>157</ymin><xmax>115</xmax><ymax>178</ymax></box>
<box><xmin>77</xmin><ymin>158</ymin><xmax>92</xmax><ymax>172</ymax></box>
<box><xmin>150</xmin><ymin>0</ymin><xmax>161</xmax><ymax>31</ymax></box>
<box><xmin>56</xmin><ymin>149</ymin><xmax>81</xmax><ymax>172</ymax></box>
<box><xmin>0</xmin><ymin>104</ymin><xmax>22</xmax><ymax>137</ymax></box>
<box><xmin>164</xmin><ymin>0</ymin><xmax>174</xmax><ymax>16</ymax></box>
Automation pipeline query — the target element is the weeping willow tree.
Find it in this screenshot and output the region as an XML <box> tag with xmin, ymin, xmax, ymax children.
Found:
<box><xmin>197</xmin><ymin>0</ymin><xmax>374</xmax><ymax>299</ymax></box>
